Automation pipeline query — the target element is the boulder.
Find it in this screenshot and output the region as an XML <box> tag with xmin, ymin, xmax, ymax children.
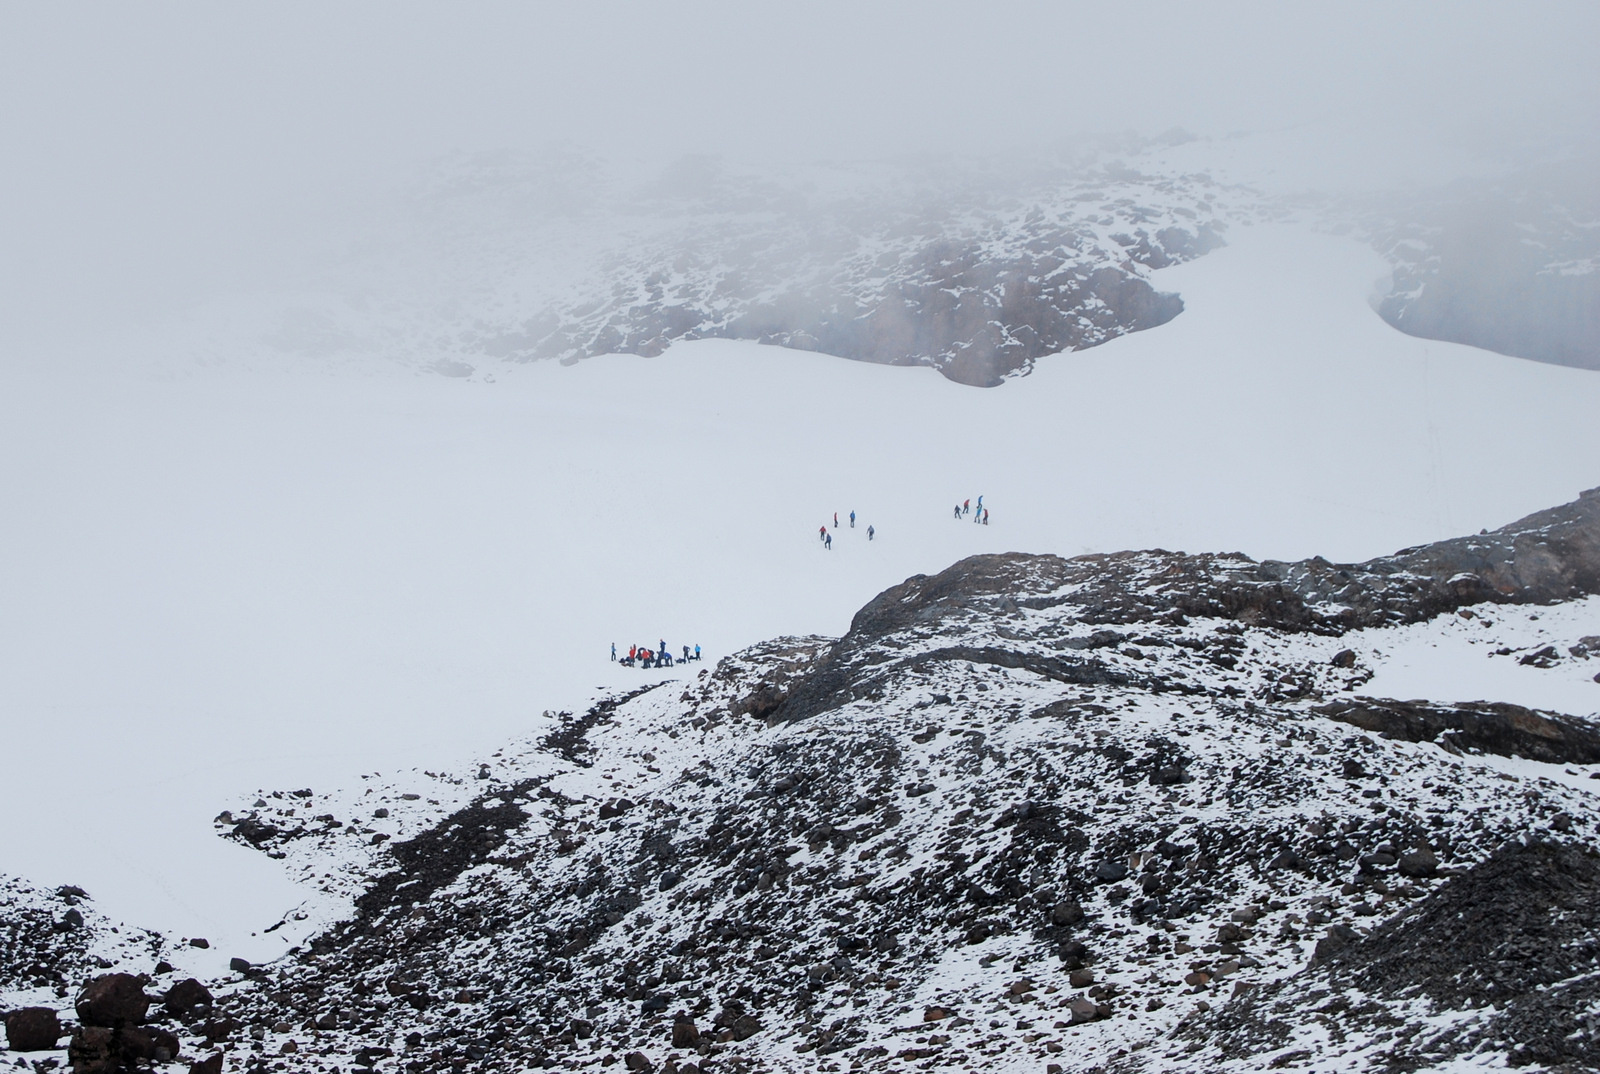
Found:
<box><xmin>190</xmin><ymin>1054</ymin><xmax>225</xmax><ymax>1074</ymax></box>
<box><xmin>1398</xmin><ymin>848</ymin><xmax>1439</xmax><ymax>877</ymax></box>
<box><xmin>76</xmin><ymin>973</ymin><xmax>150</xmax><ymax>1028</ymax></box>
<box><xmin>164</xmin><ymin>977</ymin><xmax>215</xmax><ymax>1019</ymax></box>
<box><xmin>624</xmin><ymin>1052</ymin><xmax>654</xmax><ymax>1072</ymax></box>
<box><xmin>117</xmin><ymin>1025</ymin><xmax>157</xmax><ymax>1061</ymax></box>
<box><xmin>149</xmin><ymin>1026</ymin><xmax>182</xmax><ymax>1061</ymax></box>
<box><xmin>1094</xmin><ymin>860</ymin><xmax>1129</xmax><ymax>883</ymax></box>
<box><xmin>4</xmin><ymin>1006</ymin><xmax>61</xmax><ymax>1051</ymax></box>
<box><xmin>1050</xmin><ymin>899</ymin><xmax>1084</xmax><ymax>926</ymax></box>
<box><xmin>670</xmin><ymin>1018</ymin><xmax>700</xmax><ymax>1048</ymax></box>
<box><xmin>68</xmin><ymin>1026</ymin><xmax>118</xmax><ymax>1074</ymax></box>
<box><xmin>1314</xmin><ymin>923</ymin><xmax>1360</xmax><ymax>961</ymax></box>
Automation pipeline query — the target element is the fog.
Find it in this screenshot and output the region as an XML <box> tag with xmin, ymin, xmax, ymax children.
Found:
<box><xmin>2</xmin><ymin>1</ymin><xmax>1597</xmax><ymax>351</ymax></box>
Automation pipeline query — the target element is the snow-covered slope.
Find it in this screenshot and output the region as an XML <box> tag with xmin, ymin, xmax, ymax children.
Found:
<box><xmin>3</xmin><ymin>221</ymin><xmax>1599</xmax><ymax>975</ymax></box>
<box><xmin>8</xmin><ymin>488</ymin><xmax>1597</xmax><ymax>1073</ymax></box>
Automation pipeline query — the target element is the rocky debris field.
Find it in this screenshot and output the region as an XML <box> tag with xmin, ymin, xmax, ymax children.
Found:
<box><xmin>4</xmin><ymin>489</ymin><xmax>1600</xmax><ymax>1074</ymax></box>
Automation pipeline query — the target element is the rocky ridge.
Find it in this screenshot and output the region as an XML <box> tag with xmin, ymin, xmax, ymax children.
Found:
<box><xmin>241</xmin><ymin>142</ymin><xmax>1600</xmax><ymax>388</ymax></box>
<box><xmin>249</xmin><ymin>144</ymin><xmax>1251</xmax><ymax>387</ymax></box>
<box><xmin>5</xmin><ymin>490</ymin><xmax>1600</xmax><ymax>1073</ymax></box>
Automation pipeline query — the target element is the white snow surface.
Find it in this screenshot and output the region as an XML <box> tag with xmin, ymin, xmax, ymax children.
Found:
<box><xmin>1</xmin><ymin>221</ymin><xmax>1598</xmax><ymax>968</ymax></box>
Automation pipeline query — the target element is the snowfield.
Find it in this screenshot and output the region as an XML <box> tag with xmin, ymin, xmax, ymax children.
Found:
<box><xmin>1</xmin><ymin>220</ymin><xmax>1598</xmax><ymax>983</ymax></box>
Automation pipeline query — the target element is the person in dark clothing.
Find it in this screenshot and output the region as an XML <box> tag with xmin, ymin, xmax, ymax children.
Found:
<box><xmin>833</xmin><ymin>512</ymin><xmax>838</xmax><ymax>528</ymax></box>
<box><xmin>953</xmin><ymin>504</ymin><xmax>961</xmax><ymax>519</ymax></box>
<box><xmin>819</xmin><ymin>525</ymin><xmax>827</xmax><ymax>542</ymax></box>
<box><xmin>611</xmin><ymin>642</ymin><xmax>616</xmax><ymax>661</ymax></box>
<box><xmin>849</xmin><ymin>510</ymin><xmax>855</xmax><ymax>528</ymax></box>
<box><xmin>982</xmin><ymin>508</ymin><xmax>989</xmax><ymax>525</ymax></box>
<box><xmin>682</xmin><ymin>644</ymin><xmax>690</xmax><ymax>663</ymax></box>
<box><xmin>824</xmin><ymin>532</ymin><xmax>832</xmax><ymax>549</ymax></box>
<box><xmin>867</xmin><ymin>525</ymin><xmax>875</xmax><ymax>540</ymax></box>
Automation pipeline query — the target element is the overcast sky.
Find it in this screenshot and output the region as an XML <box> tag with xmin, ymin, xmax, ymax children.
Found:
<box><xmin>3</xmin><ymin>1</ymin><xmax>1596</xmax><ymax>345</ymax></box>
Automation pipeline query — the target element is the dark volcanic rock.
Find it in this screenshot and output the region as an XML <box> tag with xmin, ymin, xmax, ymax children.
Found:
<box><xmin>4</xmin><ymin>1006</ymin><xmax>61</xmax><ymax>1050</ymax></box>
<box><xmin>1201</xmin><ymin>841</ymin><xmax>1600</xmax><ymax>1070</ymax></box>
<box><xmin>775</xmin><ymin>487</ymin><xmax>1600</xmax><ymax>723</ymax></box>
<box><xmin>75</xmin><ymin>972</ymin><xmax>149</xmax><ymax>1027</ymax></box>
<box><xmin>61</xmin><ymin>486</ymin><xmax>1596</xmax><ymax>1074</ymax></box>
<box><xmin>68</xmin><ymin>1025</ymin><xmax>117</xmax><ymax>1074</ymax></box>
<box><xmin>469</xmin><ymin>166</ymin><xmax>1227</xmax><ymax>387</ymax></box>
<box><xmin>1317</xmin><ymin>697</ymin><xmax>1600</xmax><ymax>764</ymax></box>
<box><xmin>164</xmin><ymin>977</ymin><xmax>214</xmax><ymax>1019</ymax></box>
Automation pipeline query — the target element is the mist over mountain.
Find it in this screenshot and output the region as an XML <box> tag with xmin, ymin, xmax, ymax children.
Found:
<box><xmin>2</xmin><ymin>6</ymin><xmax>1598</xmax><ymax>1074</ymax></box>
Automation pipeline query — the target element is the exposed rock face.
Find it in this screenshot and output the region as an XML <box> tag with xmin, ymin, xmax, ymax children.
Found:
<box><xmin>487</xmin><ymin>180</ymin><xmax>1221</xmax><ymax>387</ymax></box>
<box><xmin>281</xmin><ymin>147</ymin><xmax>1236</xmax><ymax>387</ymax></box>
<box><xmin>6</xmin><ymin>490</ymin><xmax>1599</xmax><ymax>1072</ymax></box>
<box><xmin>117</xmin><ymin>487</ymin><xmax>1595</xmax><ymax>1074</ymax></box>
<box><xmin>775</xmin><ymin>486</ymin><xmax>1600</xmax><ymax>723</ymax></box>
<box><xmin>1315</xmin><ymin>697</ymin><xmax>1600</xmax><ymax>764</ymax></box>
<box><xmin>1370</xmin><ymin>161</ymin><xmax>1600</xmax><ymax>372</ymax></box>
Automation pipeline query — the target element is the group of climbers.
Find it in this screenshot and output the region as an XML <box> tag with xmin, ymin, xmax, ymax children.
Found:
<box><xmin>953</xmin><ymin>494</ymin><xmax>989</xmax><ymax>525</ymax></box>
<box><xmin>819</xmin><ymin>508</ymin><xmax>874</xmax><ymax>550</ymax></box>
<box><xmin>612</xmin><ymin>640</ymin><xmax>701</xmax><ymax>668</ymax></box>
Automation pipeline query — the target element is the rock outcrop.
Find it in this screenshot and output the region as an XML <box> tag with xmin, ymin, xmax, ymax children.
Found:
<box><xmin>776</xmin><ymin>485</ymin><xmax>1600</xmax><ymax>723</ymax></box>
<box><xmin>5</xmin><ymin>488</ymin><xmax>1599</xmax><ymax>1073</ymax></box>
